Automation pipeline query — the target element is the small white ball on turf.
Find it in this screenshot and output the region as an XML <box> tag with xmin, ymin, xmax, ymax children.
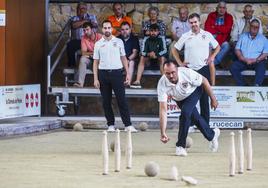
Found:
<box><xmin>186</xmin><ymin>137</ymin><xmax>193</xmax><ymax>148</ymax></box>
<box><xmin>139</xmin><ymin>122</ymin><xmax>148</xmax><ymax>131</ymax></box>
<box><xmin>144</xmin><ymin>161</ymin><xmax>160</xmax><ymax>177</ymax></box>
<box><xmin>73</xmin><ymin>123</ymin><xmax>83</xmax><ymax>131</ymax></box>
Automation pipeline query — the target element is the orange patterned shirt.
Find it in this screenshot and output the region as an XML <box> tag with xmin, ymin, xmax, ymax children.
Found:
<box><xmin>107</xmin><ymin>15</ymin><xmax>132</xmax><ymax>36</ymax></box>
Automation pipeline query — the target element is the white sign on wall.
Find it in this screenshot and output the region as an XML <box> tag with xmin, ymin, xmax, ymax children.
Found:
<box><xmin>209</xmin><ymin>121</ymin><xmax>244</xmax><ymax>129</ymax></box>
<box><xmin>0</xmin><ymin>84</ymin><xmax>40</xmax><ymax>119</ymax></box>
<box><xmin>211</xmin><ymin>86</ymin><xmax>268</xmax><ymax>118</ymax></box>
<box><xmin>167</xmin><ymin>86</ymin><xmax>268</xmax><ymax>118</ymax></box>
<box><xmin>0</xmin><ymin>10</ymin><xmax>6</xmax><ymax>26</ymax></box>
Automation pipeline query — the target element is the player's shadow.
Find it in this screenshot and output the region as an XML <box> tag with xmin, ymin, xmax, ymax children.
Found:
<box><xmin>135</xmin><ymin>175</ymin><xmax>147</xmax><ymax>178</ymax></box>
<box><xmin>161</xmin><ymin>177</ymin><xmax>175</xmax><ymax>181</ymax></box>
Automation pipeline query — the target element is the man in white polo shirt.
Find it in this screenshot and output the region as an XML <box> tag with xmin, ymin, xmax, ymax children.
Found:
<box><xmin>172</xmin><ymin>13</ymin><xmax>220</xmax><ymax>126</ymax></box>
<box><xmin>158</xmin><ymin>61</ymin><xmax>220</xmax><ymax>156</ymax></box>
<box><xmin>93</xmin><ymin>20</ymin><xmax>137</xmax><ymax>133</ymax></box>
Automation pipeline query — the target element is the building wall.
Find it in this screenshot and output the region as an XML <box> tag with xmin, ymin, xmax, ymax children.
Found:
<box><xmin>0</xmin><ymin>0</ymin><xmax>46</xmax><ymax>86</ymax></box>
<box><xmin>0</xmin><ymin>0</ymin><xmax>6</xmax><ymax>85</ymax></box>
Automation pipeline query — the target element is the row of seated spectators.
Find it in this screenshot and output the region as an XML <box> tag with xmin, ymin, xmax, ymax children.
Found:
<box><xmin>67</xmin><ymin>2</ymin><xmax>268</xmax><ymax>88</ymax></box>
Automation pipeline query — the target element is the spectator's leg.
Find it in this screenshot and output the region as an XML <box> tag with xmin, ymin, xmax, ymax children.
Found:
<box><xmin>230</xmin><ymin>60</ymin><xmax>247</xmax><ymax>86</ymax></box>
<box><xmin>128</xmin><ymin>60</ymin><xmax>135</xmax><ymax>84</ymax></box>
<box><xmin>158</xmin><ymin>56</ymin><xmax>166</xmax><ymax>75</ymax></box>
<box><xmin>197</xmin><ymin>66</ymin><xmax>210</xmax><ymax>124</ymax></box>
<box><xmin>98</xmin><ymin>70</ymin><xmax>115</xmax><ymax>126</ymax></box>
<box><xmin>111</xmin><ymin>70</ymin><xmax>132</xmax><ymax>127</ymax></box>
<box><xmin>214</xmin><ymin>42</ymin><xmax>230</xmax><ymax>66</ymax></box>
<box><xmin>77</xmin><ymin>56</ymin><xmax>90</xmax><ymax>87</ymax></box>
<box><xmin>133</xmin><ymin>56</ymin><xmax>148</xmax><ymax>84</ymax></box>
<box><xmin>67</xmin><ymin>39</ymin><xmax>81</xmax><ymax>67</ymax></box>
<box><xmin>254</xmin><ymin>60</ymin><xmax>266</xmax><ymax>86</ymax></box>
<box><xmin>168</xmin><ymin>41</ymin><xmax>176</xmax><ymax>61</ymax></box>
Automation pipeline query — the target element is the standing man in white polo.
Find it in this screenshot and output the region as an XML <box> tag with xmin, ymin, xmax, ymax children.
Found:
<box><xmin>172</xmin><ymin>13</ymin><xmax>220</xmax><ymax>125</ymax></box>
<box><xmin>93</xmin><ymin>20</ymin><xmax>137</xmax><ymax>133</ymax></box>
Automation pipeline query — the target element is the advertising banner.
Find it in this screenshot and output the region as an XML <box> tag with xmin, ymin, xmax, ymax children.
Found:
<box><xmin>211</xmin><ymin>86</ymin><xmax>268</xmax><ymax>118</ymax></box>
<box><xmin>0</xmin><ymin>85</ymin><xmax>40</xmax><ymax>119</ymax></box>
<box><xmin>167</xmin><ymin>86</ymin><xmax>268</xmax><ymax>118</ymax></box>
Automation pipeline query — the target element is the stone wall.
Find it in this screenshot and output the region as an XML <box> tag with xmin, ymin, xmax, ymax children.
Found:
<box><xmin>49</xmin><ymin>3</ymin><xmax>268</xmax><ymax>47</ymax></box>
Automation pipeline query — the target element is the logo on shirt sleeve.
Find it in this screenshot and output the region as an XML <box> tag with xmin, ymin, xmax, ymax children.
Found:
<box><xmin>181</xmin><ymin>82</ymin><xmax>188</xmax><ymax>88</ymax></box>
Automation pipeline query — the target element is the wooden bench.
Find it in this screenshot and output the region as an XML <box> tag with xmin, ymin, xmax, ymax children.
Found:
<box><xmin>63</xmin><ymin>68</ymin><xmax>268</xmax><ymax>86</ymax></box>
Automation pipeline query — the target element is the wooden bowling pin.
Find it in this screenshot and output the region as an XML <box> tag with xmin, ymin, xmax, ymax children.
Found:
<box><xmin>102</xmin><ymin>131</ymin><xmax>109</xmax><ymax>175</ymax></box>
<box><xmin>229</xmin><ymin>132</ymin><xmax>236</xmax><ymax>177</ymax></box>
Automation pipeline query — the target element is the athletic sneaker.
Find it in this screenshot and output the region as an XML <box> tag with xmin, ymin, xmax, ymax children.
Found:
<box><xmin>107</xmin><ymin>125</ymin><xmax>116</xmax><ymax>132</ymax></box>
<box><xmin>124</xmin><ymin>125</ymin><xmax>138</xmax><ymax>133</ymax></box>
<box><xmin>130</xmin><ymin>82</ymin><xmax>142</xmax><ymax>89</ymax></box>
<box><xmin>188</xmin><ymin>126</ymin><xmax>196</xmax><ymax>133</ymax></box>
<box><xmin>175</xmin><ymin>146</ymin><xmax>188</xmax><ymax>156</ymax></box>
<box><xmin>209</xmin><ymin>128</ymin><xmax>220</xmax><ymax>152</ymax></box>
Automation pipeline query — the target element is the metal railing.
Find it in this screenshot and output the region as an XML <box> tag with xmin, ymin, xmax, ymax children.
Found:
<box><xmin>47</xmin><ymin>19</ymin><xmax>71</xmax><ymax>93</ymax></box>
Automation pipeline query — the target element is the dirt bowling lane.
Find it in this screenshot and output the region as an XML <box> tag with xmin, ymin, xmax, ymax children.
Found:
<box><xmin>0</xmin><ymin>130</ymin><xmax>267</xmax><ymax>188</ymax></box>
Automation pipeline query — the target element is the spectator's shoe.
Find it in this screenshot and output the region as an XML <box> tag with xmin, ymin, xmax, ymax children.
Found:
<box><xmin>130</xmin><ymin>81</ymin><xmax>142</xmax><ymax>89</ymax></box>
<box><xmin>209</xmin><ymin>128</ymin><xmax>220</xmax><ymax>152</ymax></box>
<box><xmin>175</xmin><ymin>146</ymin><xmax>188</xmax><ymax>156</ymax></box>
<box><xmin>124</xmin><ymin>125</ymin><xmax>138</xmax><ymax>133</ymax></box>
<box><xmin>73</xmin><ymin>83</ymin><xmax>83</xmax><ymax>88</ymax></box>
<box><xmin>107</xmin><ymin>125</ymin><xmax>116</xmax><ymax>132</ymax></box>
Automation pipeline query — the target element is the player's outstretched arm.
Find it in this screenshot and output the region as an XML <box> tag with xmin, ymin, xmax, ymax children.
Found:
<box><xmin>159</xmin><ymin>101</ymin><xmax>170</xmax><ymax>143</ymax></box>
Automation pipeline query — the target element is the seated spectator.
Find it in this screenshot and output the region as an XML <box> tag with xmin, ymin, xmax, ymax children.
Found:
<box><xmin>73</xmin><ymin>22</ymin><xmax>102</xmax><ymax>87</ymax></box>
<box><xmin>169</xmin><ymin>6</ymin><xmax>190</xmax><ymax>60</ymax></box>
<box><xmin>171</xmin><ymin>6</ymin><xmax>190</xmax><ymax>42</ymax></box>
<box><xmin>117</xmin><ymin>22</ymin><xmax>140</xmax><ymax>84</ymax></box>
<box><xmin>131</xmin><ymin>24</ymin><xmax>167</xmax><ymax>88</ymax></box>
<box><xmin>108</xmin><ymin>3</ymin><xmax>132</xmax><ymax>36</ymax></box>
<box><xmin>231</xmin><ymin>4</ymin><xmax>263</xmax><ymax>46</ymax></box>
<box><xmin>230</xmin><ymin>19</ymin><xmax>268</xmax><ymax>86</ymax></box>
<box><xmin>67</xmin><ymin>2</ymin><xmax>98</xmax><ymax>67</ymax></box>
<box><xmin>205</xmin><ymin>1</ymin><xmax>233</xmax><ymax>67</ymax></box>
<box><xmin>142</xmin><ymin>6</ymin><xmax>166</xmax><ymax>37</ymax></box>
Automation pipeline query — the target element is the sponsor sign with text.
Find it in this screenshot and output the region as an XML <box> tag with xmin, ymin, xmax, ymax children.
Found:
<box><xmin>0</xmin><ymin>84</ymin><xmax>40</xmax><ymax>119</ymax></box>
<box><xmin>167</xmin><ymin>86</ymin><xmax>268</xmax><ymax>118</ymax></box>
